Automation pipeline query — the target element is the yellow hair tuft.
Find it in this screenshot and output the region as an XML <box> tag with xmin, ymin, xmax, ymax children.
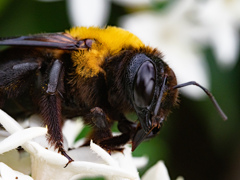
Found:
<box><xmin>66</xmin><ymin>26</ymin><xmax>145</xmax><ymax>78</ymax></box>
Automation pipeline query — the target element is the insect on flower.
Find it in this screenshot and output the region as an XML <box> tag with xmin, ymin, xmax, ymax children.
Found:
<box><xmin>0</xmin><ymin>26</ymin><xmax>227</xmax><ymax>166</ymax></box>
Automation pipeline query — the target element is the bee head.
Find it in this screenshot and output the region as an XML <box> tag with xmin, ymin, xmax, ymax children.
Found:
<box><xmin>126</xmin><ymin>53</ymin><xmax>178</xmax><ymax>150</ymax></box>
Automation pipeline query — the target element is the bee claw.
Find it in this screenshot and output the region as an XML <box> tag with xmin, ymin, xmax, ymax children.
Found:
<box><xmin>64</xmin><ymin>159</ymin><xmax>74</xmax><ymax>168</ymax></box>
<box><xmin>60</xmin><ymin>149</ymin><xmax>74</xmax><ymax>168</ymax></box>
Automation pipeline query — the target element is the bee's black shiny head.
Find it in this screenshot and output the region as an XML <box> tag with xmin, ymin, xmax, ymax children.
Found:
<box><xmin>126</xmin><ymin>53</ymin><xmax>178</xmax><ymax>150</ymax></box>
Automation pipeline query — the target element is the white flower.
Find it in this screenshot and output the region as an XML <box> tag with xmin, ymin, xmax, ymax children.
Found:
<box><xmin>196</xmin><ymin>0</ymin><xmax>240</xmax><ymax>69</ymax></box>
<box><xmin>142</xmin><ymin>161</ymin><xmax>170</xmax><ymax>180</ymax></box>
<box><xmin>65</xmin><ymin>0</ymin><xmax>160</xmax><ymax>28</ymax></box>
<box><xmin>0</xmin><ymin>109</ymin><xmax>182</xmax><ymax>179</ymax></box>
<box><xmin>141</xmin><ymin>161</ymin><xmax>185</xmax><ymax>180</ymax></box>
<box><xmin>66</xmin><ymin>0</ymin><xmax>111</xmax><ymax>27</ymax></box>
<box><xmin>0</xmin><ymin>109</ymin><xmax>150</xmax><ymax>180</ymax></box>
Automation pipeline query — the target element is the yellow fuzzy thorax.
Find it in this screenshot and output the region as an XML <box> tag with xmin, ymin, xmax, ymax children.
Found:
<box><xmin>66</xmin><ymin>26</ymin><xmax>145</xmax><ymax>78</ymax></box>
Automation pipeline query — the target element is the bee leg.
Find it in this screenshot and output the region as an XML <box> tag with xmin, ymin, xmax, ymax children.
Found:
<box><xmin>84</xmin><ymin>107</ymin><xmax>113</xmax><ymax>145</ymax></box>
<box><xmin>98</xmin><ymin>115</ymin><xmax>137</xmax><ymax>151</ymax></box>
<box><xmin>117</xmin><ymin>114</ymin><xmax>138</xmax><ymax>138</ymax></box>
<box><xmin>39</xmin><ymin>60</ymin><xmax>73</xmax><ymax>167</ymax></box>
<box><xmin>99</xmin><ymin>134</ymin><xmax>130</xmax><ymax>152</ymax></box>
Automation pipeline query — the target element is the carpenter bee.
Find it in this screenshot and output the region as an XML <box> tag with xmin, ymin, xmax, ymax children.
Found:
<box><xmin>0</xmin><ymin>26</ymin><xmax>227</xmax><ymax>166</ymax></box>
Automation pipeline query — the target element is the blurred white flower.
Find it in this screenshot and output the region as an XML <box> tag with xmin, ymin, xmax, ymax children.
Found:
<box><xmin>196</xmin><ymin>0</ymin><xmax>240</xmax><ymax>69</ymax></box>
<box><xmin>66</xmin><ymin>0</ymin><xmax>111</xmax><ymax>27</ymax></box>
<box><xmin>141</xmin><ymin>161</ymin><xmax>184</xmax><ymax>180</ymax></box>
<box><xmin>119</xmin><ymin>0</ymin><xmax>210</xmax><ymax>99</ymax></box>
<box><xmin>142</xmin><ymin>161</ymin><xmax>170</xmax><ymax>180</ymax></box>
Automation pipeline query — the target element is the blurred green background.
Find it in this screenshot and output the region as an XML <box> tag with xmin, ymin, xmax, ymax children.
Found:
<box><xmin>0</xmin><ymin>0</ymin><xmax>239</xmax><ymax>180</ymax></box>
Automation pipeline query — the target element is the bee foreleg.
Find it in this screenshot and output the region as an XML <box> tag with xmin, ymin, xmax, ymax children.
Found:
<box><xmin>85</xmin><ymin>112</ymin><xmax>136</xmax><ymax>151</ymax></box>
<box><xmin>98</xmin><ymin>115</ymin><xmax>137</xmax><ymax>150</ymax></box>
<box><xmin>117</xmin><ymin>114</ymin><xmax>137</xmax><ymax>137</ymax></box>
<box><xmin>39</xmin><ymin>59</ymin><xmax>73</xmax><ymax>166</ymax></box>
<box><xmin>84</xmin><ymin>107</ymin><xmax>113</xmax><ymax>145</ymax></box>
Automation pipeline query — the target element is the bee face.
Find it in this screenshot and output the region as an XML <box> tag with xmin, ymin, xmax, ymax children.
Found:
<box><xmin>126</xmin><ymin>53</ymin><xmax>178</xmax><ymax>149</ymax></box>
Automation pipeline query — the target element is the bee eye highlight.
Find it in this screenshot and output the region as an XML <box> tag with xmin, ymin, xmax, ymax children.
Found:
<box><xmin>133</xmin><ymin>61</ymin><xmax>156</xmax><ymax>107</ymax></box>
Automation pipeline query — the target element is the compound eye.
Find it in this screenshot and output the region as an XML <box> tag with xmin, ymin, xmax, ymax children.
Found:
<box><xmin>134</xmin><ymin>61</ymin><xmax>156</xmax><ymax>107</ymax></box>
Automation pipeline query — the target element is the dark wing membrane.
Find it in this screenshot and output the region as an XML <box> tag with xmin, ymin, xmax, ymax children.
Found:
<box><xmin>0</xmin><ymin>33</ymin><xmax>87</xmax><ymax>50</ymax></box>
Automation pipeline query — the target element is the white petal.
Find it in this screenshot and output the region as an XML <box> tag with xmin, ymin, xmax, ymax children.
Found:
<box><xmin>132</xmin><ymin>156</ymin><xmax>148</xmax><ymax>169</ymax></box>
<box><xmin>68</xmin><ymin>146</ymin><xmax>106</xmax><ymax>163</ymax></box>
<box><xmin>32</xmin><ymin>133</ymin><xmax>69</xmax><ymax>152</ymax></box>
<box><xmin>67</xmin><ymin>0</ymin><xmax>111</xmax><ymax>27</ymax></box>
<box><xmin>196</xmin><ymin>0</ymin><xmax>240</xmax><ymax>70</ymax></box>
<box><xmin>23</xmin><ymin>142</ymin><xmax>72</xmax><ymax>180</ymax></box>
<box><xmin>211</xmin><ymin>24</ymin><xmax>239</xmax><ymax>69</ymax></box>
<box><xmin>0</xmin><ymin>127</ymin><xmax>47</xmax><ymax>154</ymax></box>
<box><xmin>0</xmin><ymin>163</ymin><xmax>33</xmax><ymax>180</ymax></box>
<box><xmin>90</xmin><ymin>140</ymin><xmax>118</xmax><ymax>167</ymax></box>
<box><xmin>24</xmin><ymin>141</ymin><xmax>68</xmax><ymax>164</ymax></box>
<box><xmin>71</xmin><ymin>161</ymin><xmax>138</xmax><ymax>180</ymax></box>
<box><xmin>62</xmin><ymin>118</ymin><xmax>84</xmax><ymax>148</ymax></box>
<box><xmin>111</xmin><ymin>146</ymin><xmax>140</xmax><ymax>180</ymax></box>
<box><xmin>24</xmin><ymin>141</ymin><xmax>138</xmax><ymax>180</ymax></box>
<box><xmin>70</xmin><ymin>161</ymin><xmax>138</xmax><ymax>180</ymax></box>
<box><xmin>142</xmin><ymin>161</ymin><xmax>170</xmax><ymax>180</ymax></box>
<box><xmin>176</xmin><ymin>176</ymin><xmax>184</xmax><ymax>180</ymax></box>
<box><xmin>91</xmin><ymin>141</ymin><xmax>140</xmax><ymax>179</ymax></box>
<box><xmin>0</xmin><ymin>110</ymin><xmax>23</xmax><ymax>134</ymax></box>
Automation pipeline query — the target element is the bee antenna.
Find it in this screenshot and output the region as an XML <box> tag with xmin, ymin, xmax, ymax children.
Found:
<box><xmin>173</xmin><ymin>81</ymin><xmax>227</xmax><ymax>121</ymax></box>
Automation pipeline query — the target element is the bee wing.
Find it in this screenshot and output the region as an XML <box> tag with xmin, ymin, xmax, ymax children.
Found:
<box><xmin>0</xmin><ymin>33</ymin><xmax>87</xmax><ymax>50</ymax></box>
